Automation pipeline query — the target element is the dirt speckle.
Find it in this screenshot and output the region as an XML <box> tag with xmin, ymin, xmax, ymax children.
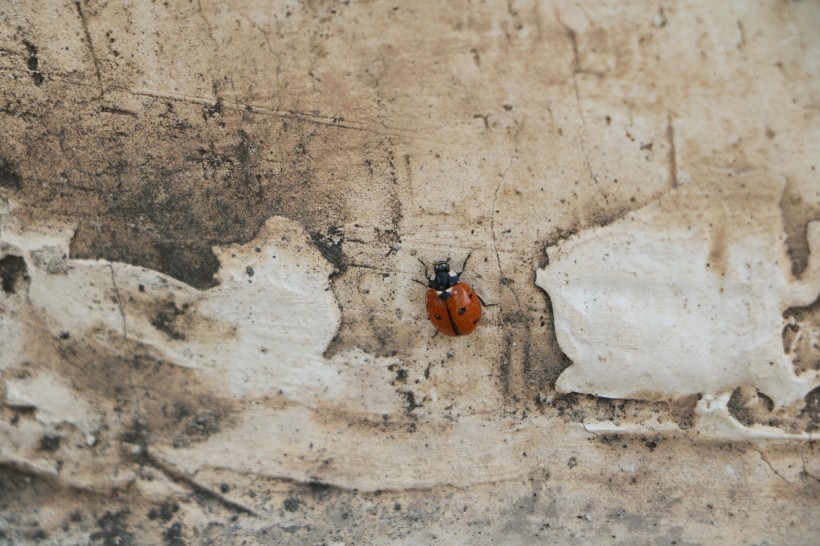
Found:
<box><xmin>0</xmin><ymin>159</ymin><xmax>22</xmax><ymax>190</ymax></box>
<box><xmin>184</xmin><ymin>412</ymin><xmax>221</xmax><ymax>437</ymax></box>
<box><xmin>150</xmin><ymin>300</ymin><xmax>189</xmax><ymax>341</ymax></box>
<box><xmin>153</xmin><ymin>501</ymin><xmax>180</xmax><ymax>522</ymax></box>
<box><xmin>499</xmin><ymin>332</ymin><xmax>514</xmax><ymax>400</ymax></box>
<box><xmin>163</xmin><ymin>522</ymin><xmax>185</xmax><ymax>546</ymax></box>
<box><xmin>779</xmin><ymin>179</ymin><xmax>820</xmax><ymax>277</ymax></box>
<box><xmin>310</xmin><ymin>228</ymin><xmax>348</xmax><ymax>275</ymax></box>
<box><xmin>643</xmin><ymin>438</ymin><xmax>659</xmax><ymax>451</ymax></box>
<box><xmin>0</xmin><ymin>255</ymin><xmax>29</xmax><ymax>294</ymax></box>
<box><xmin>89</xmin><ymin>511</ymin><xmax>134</xmax><ymax>546</ymax></box>
<box><xmin>402</xmin><ymin>391</ymin><xmax>421</xmax><ymax>413</ymax></box>
<box><xmin>707</xmin><ymin>223</ymin><xmax>727</xmax><ymax>275</ymax></box>
<box><xmin>23</xmin><ymin>40</ymin><xmax>43</xmax><ymax>86</ymax></box>
<box><xmin>38</xmin><ymin>435</ymin><xmax>61</xmax><ymax>453</ymax></box>
<box><xmin>172</xmin><ymin>410</ymin><xmax>224</xmax><ymax>448</ymax></box>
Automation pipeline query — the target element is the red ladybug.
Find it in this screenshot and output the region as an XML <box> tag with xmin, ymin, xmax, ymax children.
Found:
<box><xmin>415</xmin><ymin>252</ymin><xmax>489</xmax><ymax>336</ymax></box>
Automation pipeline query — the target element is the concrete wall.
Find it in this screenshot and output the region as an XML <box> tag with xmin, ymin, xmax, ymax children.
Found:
<box><xmin>1</xmin><ymin>1</ymin><xmax>818</xmax><ymax>544</ymax></box>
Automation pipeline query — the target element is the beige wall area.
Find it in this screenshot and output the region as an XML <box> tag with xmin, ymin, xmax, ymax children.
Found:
<box><xmin>1</xmin><ymin>1</ymin><xmax>818</xmax><ymax>544</ymax></box>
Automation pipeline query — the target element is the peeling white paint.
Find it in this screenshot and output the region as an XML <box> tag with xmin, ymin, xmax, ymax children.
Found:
<box><xmin>537</xmin><ymin>174</ymin><xmax>820</xmax><ymax>433</ymax></box>
<box><xmin>0</xmin><ymin>209</ymin><xmax>401</xmax><ymax>414</ymax></box>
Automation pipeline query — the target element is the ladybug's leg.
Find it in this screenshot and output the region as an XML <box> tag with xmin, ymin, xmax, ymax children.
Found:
<box><xmin>457</xmin><ymin>251</ymin><xmax>473</xmax><ymax>276</ymax></box>
<box><xmin>416</xmin><ymin>257</ymin><xmax>430</xmax><ymax>279</ymax></box>
<box><xmin>412</xmin><ymin>278</ymin><xmax>428</xmax><ymax>287</ymax></box>
<box><xmin>476</xmin><ymin>293</ymin><xmax>498</xmax><ymax>308</ymax></box>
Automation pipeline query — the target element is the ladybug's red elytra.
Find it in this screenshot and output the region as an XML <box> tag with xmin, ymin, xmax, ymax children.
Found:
<box><xmin>415</xmin><ymin>252</ymin><xmax>489</xmax><ymax>336</ymax></box>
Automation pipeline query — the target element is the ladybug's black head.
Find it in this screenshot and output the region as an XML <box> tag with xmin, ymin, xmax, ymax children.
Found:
<box><xmin>429</xmin><ymin>259</ymin><xmax>459</xmax><ymax>291</ymax></box>
<box><xmin>433</xmin><ymin>261</ymin><xmax>450</xmax><ymax>274</ymax></box>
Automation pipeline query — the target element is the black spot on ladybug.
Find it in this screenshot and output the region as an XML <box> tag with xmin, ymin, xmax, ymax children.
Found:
<box><xmin>458</xmin><ymin>307</ymin><xmax>466</xmax><ymax>315</ymax></box>
<box><xmin>473</xmin><ymin>318</ymin><xmax>479</xmax><ymax>324</ymax></box>
<box><xmin>434</xmin><ymin>313</ymin><xmax>442</xmax><ymax>320</ymax></box>
<box><xmin>469</xmin><ymin>292</ymin><xmax>474</xmax><ymax>299</ymax></box>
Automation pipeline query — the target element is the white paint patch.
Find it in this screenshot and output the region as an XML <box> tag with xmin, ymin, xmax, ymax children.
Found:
<box><xmin>537</xmin><ymin>174</ymin><xmax>820</xmax><ymax>433</ymax></box>
<box><xmin>0</xmin><ymin>208</ymin><xmax>401</xmax><ymax>415</ymax></box>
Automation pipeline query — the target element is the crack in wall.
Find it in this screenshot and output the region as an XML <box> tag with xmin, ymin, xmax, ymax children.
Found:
<box><xmin>145</xmin><ymin>450</ymin><xmax>259</xmax><ymax>516</ymax></box>
<box><xmin>554</xmin><ymin>9</ymin><xmax>608</xmax><ymax>207</ymax></box>
<box><xmin>236</xmin><ymin>11</ymin><xmax>283</xmax><ymax>107</ymax></box>
<box><xmin>753</xmin><ymin>448</ymin><xmax>793</xmax><ymax>485</ymax></box>
<box><xmin>129</xmin><ymin>88</ymin><xmax>404</xmax><ymax>135</ymax></box>
<box><xmin>196</xmin><ymin>0</ymin><xmax>216</xmax><ymax>43</ymax></box>
<box><xmin>489</xmin><ymin>154</ymin><xmax>524</xmax><ymax>319</ymax></box>
<box><xmin>108</xmin><ymin>264</ymin><xmax>127</xmax><ymax>341</ymax></box>
<box><xmin>666</xmin><ymin>115</ymin><xmax>678</xmax><ymax>188</ymax></box>
<box><xmin>74</xmin><ymin>1</ymin><xmax>104</xmax><ymax>99</ymax></box>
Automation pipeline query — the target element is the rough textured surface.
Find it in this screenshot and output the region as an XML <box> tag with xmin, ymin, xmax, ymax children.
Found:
<box><xmin>1</xmin><ymin>1</ymin><xmax>819</xmax><ymax>544</ymax></box>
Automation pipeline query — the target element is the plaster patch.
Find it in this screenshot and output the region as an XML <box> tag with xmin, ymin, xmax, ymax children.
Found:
<box><xmin>537</xmin><ymin>174</ymin><xmax>820</xmax><ymax>432</ymax></box>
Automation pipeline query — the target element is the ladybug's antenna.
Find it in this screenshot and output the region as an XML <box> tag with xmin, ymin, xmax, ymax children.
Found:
<box><xmin>458</xmin><ymin>251</ymin><xmax>473</xmax><ymax>276</ymax></box>
<box><xmin>416</xmin><ymin>256</ymin><xmax>430</xmax><ymax>278</ymax></box>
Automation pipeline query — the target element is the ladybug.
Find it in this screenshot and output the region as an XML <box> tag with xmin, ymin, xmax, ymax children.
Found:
<box><xmin>415</xmin><ymin>252</ymin><xmax>490</xmax><ymax>336</ymax></box>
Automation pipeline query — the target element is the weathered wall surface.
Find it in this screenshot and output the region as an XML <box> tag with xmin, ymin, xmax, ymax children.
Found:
<box><xmin>1</xmin><ymin>1</ymin><xmax>818</xmax><ymax>544</ymax></box>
